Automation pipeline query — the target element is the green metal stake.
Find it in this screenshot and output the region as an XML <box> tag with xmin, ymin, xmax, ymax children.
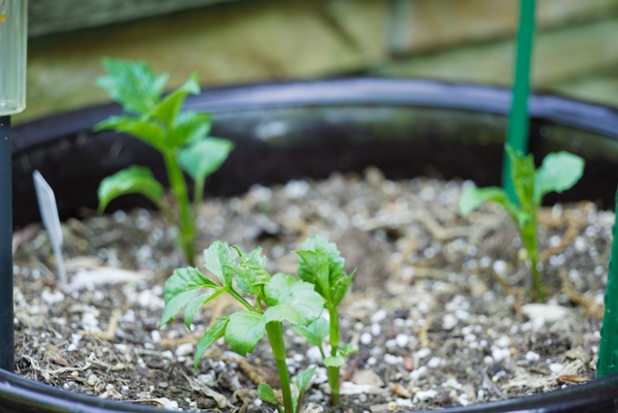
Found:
<box><xmin>597</xmin><ymin>187</ymin><xmax>618</xmax><ymax>377</ymax></box>
<box><xmin>502</xmin><ymin>0</ymin><xmax>536</xmax><ymax>202</ymax></box>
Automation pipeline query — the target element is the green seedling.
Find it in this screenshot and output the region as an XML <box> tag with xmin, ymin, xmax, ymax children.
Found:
<box><xmin>159</xmin><ymin>241</ymin><xmax>325</xmax><ymax>413</ymax></box>
<box><xmin>294</xmin><ymin>235</ymin><xmax>356</xmax><ymax>406</ymax></box>
<box><xmin>94</xmin><ymin>58</ymin><xmax>233</xmax><ymax>266</ymax></box>
<box><xmin>459</xmin><ymin>145</ymin><xmax>584</xmax><ymax>301</ymax></box>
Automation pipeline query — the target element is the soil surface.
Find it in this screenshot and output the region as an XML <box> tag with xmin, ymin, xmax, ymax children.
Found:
<box><xmin>12</xmin><ymin>168</ymin><xmax>615</xmax><ymax>412</ymax></box>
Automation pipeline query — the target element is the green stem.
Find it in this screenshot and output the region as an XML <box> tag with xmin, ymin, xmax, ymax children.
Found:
<box><xmin>328</xmin><ymin>306</ymin><xmax>340</xmax><ymax>406</ymax></box>
<box><xmin>295</xmin><ymin>389</ymin><xmax>306</xmax><ymax>413</ymax></box>
<box><xmin>529</xmin><ymin>242</ymin><xmax>544</xmax><ymax>301</ymax></box>
<box><xmin>522</xmin><ymin>218</ymin><xmax>544</xmax><ymax>301</ymax></box>
<box><xmin>228</xmin><ymin>288</ymin><xmax>256</xmax><ymax>312</ymax></box>
<box><xmin>318</xmin><ymin>345</ymin><xmax>326</xmax><ymax>360</ymax></box>
<box><xmin>502</xmin><ymin>0</ymin><xmax>536</xmax><ymax>202</ymax></box>
<box><xmin>597</xmin><ymin>187</ymin><xmax>618</xmax><ymax>377</ymax></box>
<box><xmin>266</xmin><ymin>322</ymin><xmax>294</xmax><ymax>413</ymax></box>
<box><xmin>163</xmin><ymin>152</ymin><xmax>196</xmax><ymax>266</ymax></box>
<box><xmin>192</xmin><ymin>178</ymin><xmax>205</xmax><ymax>217</ymax></box>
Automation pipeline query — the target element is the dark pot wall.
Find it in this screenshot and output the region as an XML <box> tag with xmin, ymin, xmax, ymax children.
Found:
<box><xmin>11</xmin><ymin>79</ymin><xmax>618</xmax><ymax>229</ymax></box>
<box><xmin>4</xmin><ymin>79</ymin><xmax>618</xmax><ymax>413</ymax></box>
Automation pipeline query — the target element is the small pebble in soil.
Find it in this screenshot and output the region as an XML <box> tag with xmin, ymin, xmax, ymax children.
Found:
<box><xmin>427</xmin><ymin>357</ymin><xmax>442</xmax><ymax>368</ymax></box>
<box><xmin>525</xmin><ymin>351</ymin><xmax>540</xmax><ymax>362</ymax></box>
<box><xmin>416</xmin><ymin>348</ymin><xmax>431</xmax><ymax>359</ymax></box>
<box><xmin>175</xmin><ymin>343</ymin><xmax>193</xmax><ymax>357</ymax></box>
<box><xmin>415</xmin><ymin>389</ymin><xmax>437</xmax><ymax>402</ymax></box>
<box><xmin>395</xmin><ymin>334</ymin><xmax>409</xmax><ymax>348</ymax></box>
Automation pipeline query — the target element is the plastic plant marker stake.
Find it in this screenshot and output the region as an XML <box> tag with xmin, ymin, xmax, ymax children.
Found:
<box><xmin>33</xmin><ymin>171</ymin><xmax>67</xmax><ymax>285</ymax></box>
<box><xmin>502</xmin><ymin>0</ymin><xmax>536</xmax><ymax>202</ymax></box>
<box><xmin>597</xmin><ymin>187</ymin><xmax>618</xmax><ymax>377</ymax></box>
<box><xmin>0</xmin><ymin>115</ymin><xmax>14</xmax><ymax>372</ymax></box>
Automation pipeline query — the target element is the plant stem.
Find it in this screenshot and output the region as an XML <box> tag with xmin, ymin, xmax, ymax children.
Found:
<box><xmin>192</xmin><ymin>178</ymin><xmax>205</xmax><ymax>217</ymax></box>
<box><xmin>529</xmin><ymin>242</ymin><xmax>543</xmax><ymax>301</ymax></box>
<box><xmin>266</xmin><ymin>321</ymin><xmax>294</xmax><ymax>413</ymax></box>
<box><xmin>502</xmin><ymin>0</ymin><xmax>536</xmax><ymax>202</ymax></box>
<box><xmin>228</xmin><ymin>288</ymin><xmax>256</xmax><ymax>312</ymax></box>
<box><xmin>295</xmin><ymin>389</ymin><xmax>306</xmax><ymax>413</ymax></box>
<box><xmin>163</xmin><ymin>152</ymin><xmax>196</xmax><ymax>266</ymax></box>
<box><xmin>522</xmin><ymin>219</ymin><xmax>544</xmax><ymax>301</ymax></box>
<box><xmin>327</xmin><ymin>306</ymin><xmax>341</xmax><ymax>406</ymax></box>
<box><xmin>597</xmin><ymin>187</ymin><xmax>618</xmax><ymax>377</ymax></box>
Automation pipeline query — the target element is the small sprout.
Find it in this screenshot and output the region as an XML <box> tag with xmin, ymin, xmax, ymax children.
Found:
<box><xmin>295</xmin><ymin>235</ymin><xmax>357</xmax><ymax>406</ymax></box>
<box><xmin>257</xmin><ymin>384</ymin><xmax>279</xmax><ymax>405</ymax></box>
<box><xmin>459</xmin><ymin>145</ymin><xmax>585</xmax><ymax>301</ymax></box>
<box><xmin>94</xmin><ymin>58</ymin><xmax>233</xmax><ymax>266</ymax></box>
<box><xmin>159</xmin><ymin>241</ymin><xmax>325</xmax><ymax>413</ymax></box>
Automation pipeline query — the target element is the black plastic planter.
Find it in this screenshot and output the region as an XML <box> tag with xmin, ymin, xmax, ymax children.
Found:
<box><xmin>4</xmin><ymin>79</ymin><xmax>618</xmax><ymax>413</ymax></box>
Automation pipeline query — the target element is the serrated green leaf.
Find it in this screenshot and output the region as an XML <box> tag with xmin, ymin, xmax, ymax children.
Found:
<box><xmin>247</xmin><ymin>246</ymin><xmax>268</xmax><ymax>267</ymax></box>
<box><xmin>340</xmin><ymin>343</ymin><xmax>358</xmax><ymax>356</ymax></box>
<box><xmin>203</xmin><ymin>241</ymin><xmax>236</xmax><ymax>287</ymax></box>
<box><xmin>263</xmin><ymin>274</ymin><xmax>325</xmax><ymax>326</ymax></box>
<box><xmin>506</xmin><ymin>145</ymin><xmax>535</xmax><ymax>210</ymax></box>
<box><xmin>324</xmin><ymin>355</ymin><xmax>345</xmax><ymax>367</ymax></box>
<box><xmin>296</xmin><ymin>366</ymin><xmax>317</xmax><ymax>393</ymax></box>
<box><xmin>299</xmin><ymin>235</ymin><xmax>347</xmax><ymax>284</ymax></box>
<box><xmin>225</xmin><ymin>311</ymin><xmax>265</xmax><ymax>356</ymax></box>
<box><xmin>172</xmin><ymin>111</ymin><xmax>212</xmax><ymax>146</ymax></box>
<box><xmin>534</xmin><ymin>151</ymin><xmax>584</xmax><ymax>204</ymax></box>
<box><xmin>300</xmin><ymin>235</ymin><xmax>345</xmax><ymax>266</ymax></box>
<box><xmin>97</xmin><ymin>58</ymin><xmax>168</xmax><ymax>115</ymax></box>
<box><xmin>159</xmin><ymin>267</ymin><xmax>220</xmax><ymax>328</ymax></box>
<box><xmin>332</xmin><ymin>270</ymin><xmax>355</xmax><ymax>307</ymax></box>
<box><xmin>296</xmin><ymin>250</ymin><xmax>331</xmax><ymax>301</ymax></box>
<box><xmin>94</xmin><ymin>115</ymin><xmax>167</xmax><ymax>151</ymax></box>
<box><xmin>298</xmin><ymin>236</ymin><xmax>353</xmax><ymax>309</ymax></box>
<box><xmin>151</xmin><ymin>74</ymin><xmax>200</xmax><ymax>128</ymax></box>
<box><xmin>178</xmin><ymin>137</ymin><xmax>234</xmax><ymax>182</ymax></box>
<box><xmin>257</xmin><ymin>384</ymin><xmax>278</xmax><ymax>405</ymax></box>
<box><xmin>231</xmin><ymin>247</ymin><xmax>271</xmax><ymax>298</ymax></box>
<box><xmin>184</xmin><ymin>288</ymin><xmax>226</xmax><ymax>330</ymax></box>
<box><xmin>184</xmin><ymin>293</ymin><xmax>209</xmax><ymax>330</ymax></box>
<box><xmin>97</xmin><ymin>166</ymin><xmax>164</xmax><ymax>212</ymax></box>
<box><xmin>231</xmin><ymin>264</ymin><xmax>267</xmax><ymax>298</ymax></box>
<box><xmin>194</xmin><ymin>317</ymin><xmax>229</xmax><ymax>371</ymax></box>
<box><xmin>292</xmin><ymin>317</ymin><xmax>329</xmax><ymax>347</ymax></box>
<box><xmin>235</xmin><ymin>275</ymin><xmax>252</xmax><ymax>294</ymax></box>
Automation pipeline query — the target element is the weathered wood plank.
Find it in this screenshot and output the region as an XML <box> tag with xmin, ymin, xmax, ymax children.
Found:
<box><xmin>28</xmin><ymin>0</ymin><xmax>243</xmax><ymax>37</ymax></box>
<box><xmin>373</xmin><ymin>19</ymin><xmax>618</xmax><ymax>88</ymax></box>
<box><xmin>18</xmin><ymin>0</ymin><xmax>618</xmax><ymax>123</ymax></box>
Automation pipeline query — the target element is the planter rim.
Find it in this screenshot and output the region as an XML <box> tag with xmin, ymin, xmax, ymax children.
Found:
<box><xmin>2</xmin><ymin>367</ymin><xmax>618</xmax><ymax>413</ymax></box>
<box><xmin>12</xmin><ymin>78</ymin><xmax>618</xmax><ymax>155</ymax></box>
<box><xmin>5</xmin><ymin>78</ymin><xmax>618</xmax><ymax>413</ymax></box>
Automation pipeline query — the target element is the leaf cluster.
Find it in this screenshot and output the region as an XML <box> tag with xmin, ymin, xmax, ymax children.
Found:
<box><xmin>294</xmin><ymin>235</ymin><xmax>357</xmax><ymax>367</ymax></box>
<box><xmin>94</xmin><ymin>58</ymin><xmax>233</xmax><ymax>265</ymax></box>
<box><xmin>460</xmin><ymin>146</ymin><xmax>584</xmax><ymax>227</ymax></box>
<box><xmin>296</xmin><ymin>235</ymin><xmax>356</xmax><ymax>309</ymax></box>
<box><xmin>258</xmin><ymin>365</ymin><xmax>316</xmax><ymax>413</ymax></box>
<box><xmin>160</xmin><ymin>241</ymin><xmax>325</xmax><ymax>364</ymax></box>
<box><xmin>159</xmin><ymin>241</ymin><xmax>327</xmax><ymax>412</ymax></box>
<box><xmin>459</xmin><ymin>145</ymin><xmax>584</xmax><ymax>299</ymax></box>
